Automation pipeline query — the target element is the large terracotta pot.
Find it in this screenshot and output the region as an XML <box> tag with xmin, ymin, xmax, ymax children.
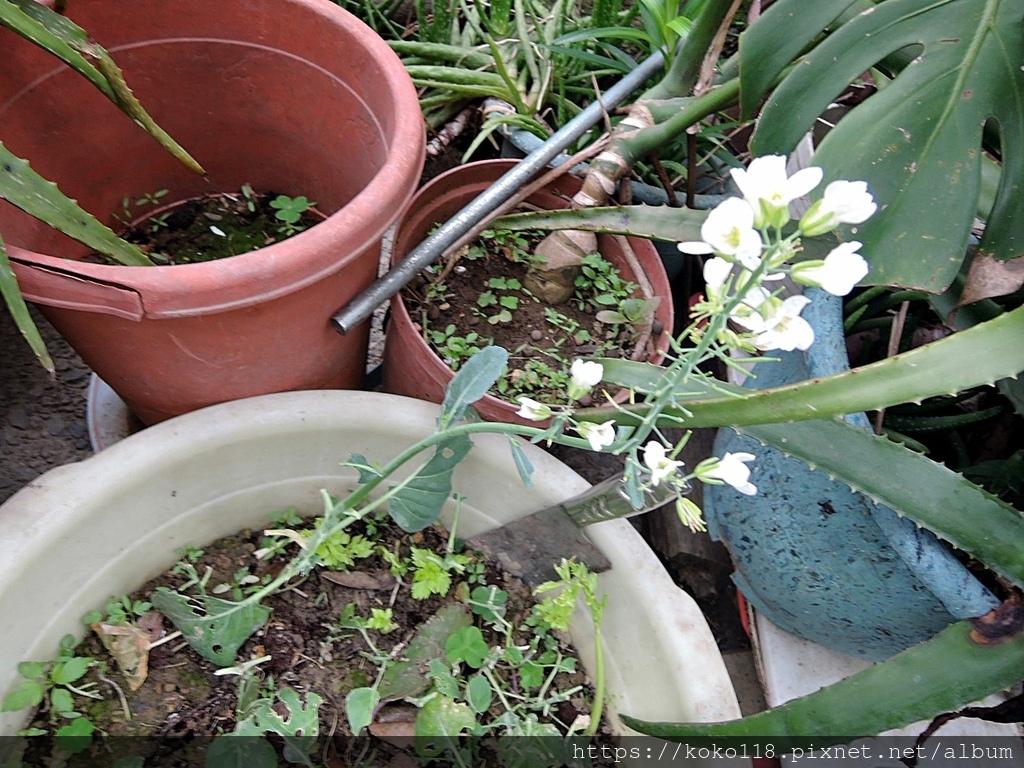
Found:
<box><xmin>382</xmin><ymin>159</ymin><xmax>675</xmax><ymax>425</ymax></box>
<box><xmin>0</xmin><ymin>0</ymin><xmax>424</xmax><ymax>424</ymax></box>
<box><xmin>0</xmin><ymin>391</ymin><xmax>741</xmax><ymax>746</ymax></box>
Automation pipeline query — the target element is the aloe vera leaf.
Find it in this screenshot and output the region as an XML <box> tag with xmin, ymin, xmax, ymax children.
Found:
<box><xmin>622</xmin><ymin>619</ymin><xmax>1024</xmax><ymax>744</ymax></box>
<box><xmin>493</xmin><ymin>204</ymin><xmax>708</xmax><ymax>243</ymax></box>
<box><xmin>600</xmin><ymin>302</ymin><xmax>1024</xmax><ymax>428</ymax></box>
<box><xmin>388</xmin><ymin>40</ymin><xmax>494</xmax><ymax>69</ymax></box>
<box><xmin>742</xmin><ymin>418</ymin><xmax>1024</xmax><ymax>589</ymax></box>
<box><xmin>0</xmin><ymin>142</ymin><xmax>154</xmax><ymax>266</ymax></box>
<box><xmin>0</xmin><ymin>234</ymin><xmax>53</xmax><ymax>372</ymax></box>
<box><xmin>3</xmin><ymin>0</ymin><xmax>204</xmax><ymax>175</ymax></box>
<box><xmin>403</xmin><ymin>65</ymin><xmax>508</xmax><ymax>89</ymax></box>
<box><xmin>885</xmin><ymin>406</ymin><xmax>1003</xmax><ymax>434</ymax></box>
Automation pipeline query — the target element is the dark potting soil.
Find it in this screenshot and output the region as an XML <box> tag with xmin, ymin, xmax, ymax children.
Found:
<box><xmin>402</xmin><ymin>231</ymin><xmax>656</xmax><ymax>407</ymax></box>
<box><xmin>24</xmin><ymin>515</ymin><xmax>612</xmax><ymax>766</ymax></box>
<box><xmin>92</xmin><ymin>187</ymin><xmax>322</xmax><ymax>266</ymax></box>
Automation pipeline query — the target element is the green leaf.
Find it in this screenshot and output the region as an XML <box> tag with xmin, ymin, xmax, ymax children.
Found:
<box><xmin>445</xmin><ymin>626</ymin><xmax>489</xmax><ymax>669</ymax></box>
<box><xmin>389</xmin><ymin>435</ymin><xmax>473</xmax><ymax>532</ymax></box>
<box><xmin>15</xmin><ymin>661</ymin><xmax>46</xmax><ymax>681</ymax></box>
<box><xmin>54</xmin><ymin>716</ymin><xmax>94</xmax><ymax>753</ymax></box>
<box><xmin>50</xmin><ymin>656</ymin><xmax>90</xmax><ymax>685</ymax></box>
<box><xmin>439</xmin><ymin>345</ymin><xmax>508</xmax><ymax>429</ymax></box>
<box><xmin>466</xmin><ymin>674</ymin><xmax>492</xmax><ymax>714</ymax></box>
<box><xmin>623</xmin><ymin>618</ymin><xmax>1024</xmax><ymax>744</ymax></box>
<box><xmin>751</xmin><ymin>0</ymin><xmax>1024</xmax><ymax>292</ymax></box>
<box><xmin>205</xmin><ymin>735</ymin><xmax>278</xmax><ymax>768</ymax></box>
<box><xmin>346</xmin><ymin>453</ymin><xmax>380</xmax><ymax>484</ymax></box>
<box><xmin>150</xmin><ymin>588</ymin><xmax>271</xmax><ymax>667</ymax></box>
<box><xmin>426</xmin><ymin>659</ymin><xmax>461</xmax><ymax>699</ymax></box>
<box><xmin>493</xmin><ymin>204</ymin><xmax>708</xmax><ymax>243</ymax></box>
<box><xmin>600</xmin><ymin>301</ymin><xmax>1024</xmax><ymax>428</ymax></box>
<box><xmin>507</xmin><ymin>437</ymin><xmax>535</xmax><ymax>487</ymax></box>
<box><xmin>469</xmin><ymin>585</ymin><xmax>508</xmax><ymax>623</ymax></box>
<box><xmin>378</xmin><ymin>605</ymin><xmax>472</xmax><ymax>703</ymax></box>
<box><xmin>0</xmin><ymin>236</ymin><xmax>52</xmax><ymax>372</ymax></box>
<box><xmin>1</xmin><ymin>681</ymin><xmax>45</xmax><ymax>712</ymax></box>
<box><xmin>235</xmin><ymin>687</ymin><xmax>321</xmax><ymax>763</ymax></box>
<box><xmin>0</xmin><ymin>142</ymin><xmax>153</xmax><ymax>266</ymax></box>
<box><xmin>415</xmin><ymin>695</ymin><xmax>477</xmax><ymax>737</ymax></box>
<box><xmin>49</xmin><ymin>688</ymin><xmax>75</xmax><ymax>717</ymax></box>
<box><xmin>345</xmin><ymin>687</ymin><xmax>379</xmax><ymax>736</ymax></box>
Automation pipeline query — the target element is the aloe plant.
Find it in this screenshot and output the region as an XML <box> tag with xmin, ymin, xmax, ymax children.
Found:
<box><xmin>0</xmin><ymin>0</ymin><xmax>204</xmax><ymax>371</ymax></box>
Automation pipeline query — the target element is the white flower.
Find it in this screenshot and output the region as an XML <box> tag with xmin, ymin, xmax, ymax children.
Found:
<box><xmin>568</xmin><ymin>359</ymin><xmax>604</xmax><ymax>401</ymax></box>
<box><xmin>703</xmin><ymin>256</ymin><xmax>733</xmax><ymax>292</ymax></box>
<box><xmin>575</xmin><ymin>420</ymin><xmax>616</xmax><ymax>451</ymax></box>
<box><xmin>643</xmin><ymin>441</ymin><xmax>685</xmax><ymax>486</ymax></box>
<box><xmin>731</xmin><ymin>155</ymin><xmax>823</xmax><ymax>229</ymax></box>
<box><xmin>753</xmin><ymin>295</ymin><xmax>815</xmax><ymax>351</ymax></box>
<box><xmin>730</xmin><ymin>284</ymin><xmax>771</xmax><ymax>332</ymax></box>
<box><xmin>678</xmin><ymin>198</ymin><xmax>763</xmax><ymax>269</ymax></box>
<box><xmin>699</xmin><ymin>452</ymin><xmax>757</xmax><ymax>495</ymax></box>
<box><xmin>800</xmin><ymin>180</ymin><xmax>877</xmax><ymax>236</ymax></box>
<box><xmin>792</xmin><ymin>242</ymin><xmax>870</xmax><ymax>296</ymax></box>
<box><xmin>515</xmin><ymin>397</ymin><xmax>553</xmax><ymax>422</ymax></box>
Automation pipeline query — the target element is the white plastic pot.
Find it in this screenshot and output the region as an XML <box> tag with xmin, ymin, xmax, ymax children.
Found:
<box><xmin>0</xmin><ymin>391</ymin><xmax>740</xmax><ymax>741</ymax></box>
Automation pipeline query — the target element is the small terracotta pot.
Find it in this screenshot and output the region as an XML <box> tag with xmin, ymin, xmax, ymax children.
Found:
<box><xmin>0</xmin><ymin>0</ymin><xmax>424</xmax><ymax>424</ymax></box>
<box><xmin>382</xmin><ymin>160</ymin><xmax>675</xmax><ymax>425</ymax></box>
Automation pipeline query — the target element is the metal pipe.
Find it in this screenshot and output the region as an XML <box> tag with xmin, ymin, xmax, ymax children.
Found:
<box><xmin>331</xmin><ymin>49</ymin><xmax>666</xmax><ymax>335</ymax></box>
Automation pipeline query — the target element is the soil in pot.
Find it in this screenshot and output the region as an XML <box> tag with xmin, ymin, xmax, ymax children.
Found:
<box><xmin>402</xmin><ymin>226</ymin><xmax>662</xmax><ymax>407</ymax></box>
<box><xmin>88</xmin><ymin>186</ymin><xmax>323</xmax><ymax>266</ymax></box>
<box><xmin>13</xmin><ymin>509</ymin><xmax>614</xmax><ymax>766</ymax></box>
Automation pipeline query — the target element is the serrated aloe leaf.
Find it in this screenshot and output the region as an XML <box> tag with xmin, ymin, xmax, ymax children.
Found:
<box><xmin>389</xmin><ymin>434</ymin><xmax>473</xmax><ymax>532</ymax></box>
<box><xmin>440</xmin><ymin>345</ymin><xmax>508</xmax><ymax>429</ymax></box>
<box><xmin>0</xmin><ymin>143</ymin><xmax>153</xmax><ymax>266</ymax></box>
<box><xmin>750</xmin><ymin>0</ymin><xmax>1024</xmax><ymax>292</ymax></box>
<box><xmin>3</xmin><ymin>0</ymin><xmax>204</xmax><ymax>176</ymax></box>
<box><xmin>0</xmin><ymin>235</ymin><xmax>52</xmax><ymax>372</ymax></box>
<box><xmin>493</xmin><ymin>204</ymin><xmax>707</xmax><ymax>244</ymax></box>
<box><xmin>150</xmin><ymin>588</ymin><xmax>271</xmax><ymax>667</ymax></box>
<box><xmin>378</xmin><ymin>604</ymin><xmax>471</xmax><ymax>703</ymax></box>
<box><xmin>742</xmin><ymin>418</ymin><xmax>1024</xmax><ymax>588</ymax></box>
<box><xmin>600</xmin><ymin>302</ymin><xmax>1024</xmax><ymax>427</ymax></box>
<box><xmin>623</xmin><ymin>619</ymin><xmax>1024</xmax><ymax>744</ymax></box>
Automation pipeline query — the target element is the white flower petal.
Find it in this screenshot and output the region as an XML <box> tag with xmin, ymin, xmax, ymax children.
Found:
<box><xmin>643</xmin><ymin>441</ymin><xmax>685</xmax><ymax>486</ymax></box>
<box><xmin>576</xmin><ymin>420</ymin><xmax>616</xmax><ymax>451</ymax></box>
<box><xmin>703</xmin><ymin>257</ymin><xmax>733</xmax><ymax>291</ymax></box>
<box><xmin>701</xmin><ymin>452</ymin><xmax>757</xmax><ymax>496</ymax></box>
<box><xmin>515</xmin><ymin>397</ymin><xmax>552</xmax><ymax>421</ymax></box>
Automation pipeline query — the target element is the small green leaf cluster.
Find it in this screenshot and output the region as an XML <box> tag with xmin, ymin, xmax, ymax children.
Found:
<box><xmin>574</xmin><ymin>252</ymin><xmax>643</xmax><ymax>317</ymax></box>
<box><xmin>427</xmin><ymin>323</ymin><xmax>484</xmax><ymax>367</ymax></box>
<box><xmin>269</xmin><ymin>194</ymin><xmax>315</xmax><ymax>236</ymax></box>
<box><xmin>81</xmin><ymin>594</ymin><xmax>153</xmax><ymax>627</ymax></box>
<box><xmin>2</xmin><ymin>635</ymin><xmax>100</xmax><ymax>744</ymax></box>
<box><xmin>313</xmin><ymin>529</ymin><xmax>375</xmax><ymax>570</ymax></box>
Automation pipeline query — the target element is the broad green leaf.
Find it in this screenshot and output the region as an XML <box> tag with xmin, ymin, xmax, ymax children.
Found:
<box><xmin>235</xmin><ymin>687</ymin><xmax>321</xmax><ymax>764</ymax></box>
<box><xmin>0</xmin><ymin>236</ymin><xmax>52</xmax><ymax>372</ymax></box>
<box><xmin>0</xmin><ymin>143</ymin><xmax>153</xmax><ymax>266</ymax></box>
<box><xmin>415</xmin><ymin>695</ymin><xmax>476</xmax><ymax>737</ymax></box>
<box><xmin>1</xmin><ymin>681</ymin><xmax>44</xmax><ymax>712</ymax></box>
<box><xmin>54</xmin><ymin>716</ymin><xmax>94</xmax><ymax>753</ymax></box>
<box><xmin>466</xmin><ymin>674</ymin><xmax>493</xmax><ymax>714</ymax></box>
<box><xmin>624</xmin><ymin>619</ymin><xmax>1024</xmax><ymax>744</ymax></box>
<box><xmin>150</xmin><ymin>588</ymin><xmax>271</xmax><ymax>667</ymax></box>
<box><xmin>50</xmin><ymin>656</ymin><xmax>90</xmax><ymax>685</ymax></box>
<box><xmin>345</xmin><ymin>687</ymin><xmax>379</xmax><ymax>736</ymax></box>
<box><xmin>738</xmin><ymin>0</ymin><xmax>863</xmax><ymax>118</ymax></box>
<box><xmin>388</xmin><ymin>435</ymin><xmax>473</xmax><ymax>532</ymax></box>
<box><xmin>440</xmin><ymin>345</ymin><xmax>508</xmax><ymax>429</ymax></box>
<box><xmin>346</xmin><ymin>453</ymin><xmax>380</xmax><ymax>483</ymax></box>
<box><xmin>750</xmin><ymin>0</ymin><xmax>1024</xmax><ymax>292</ymax></box>
<box><xmin>49</xmin><ymin>688</ymin><xmax>74</xmax><ymax>716</ymax></box>
<box><xmin>378</xmin><ymin>605</ymin><xmax>471</xmax><ymax>703</ymax></box>
<box><xmin>15</xmin><ymin>661</ymin><xmax>45</xmax><ymax>680</ymax></box>
<box><xmin>205</xmin><ymin>735</ymin><xmax>277</xmax><ymax>768</ymax></box>
<box><xmin>493</xmin><ymin>204</ymin><xmax>708</xmax><ymax>243</ymax></box>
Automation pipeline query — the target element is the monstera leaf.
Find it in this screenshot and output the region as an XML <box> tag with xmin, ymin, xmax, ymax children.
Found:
<box><xmin>744</xmin><ymin>0</ymin><xmax>1024</xmax><ymax>293</ymax></box>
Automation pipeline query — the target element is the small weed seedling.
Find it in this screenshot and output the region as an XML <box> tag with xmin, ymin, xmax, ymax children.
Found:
<box><xmin>269</xmin><ymin>195</ymin><xmax>315</xmax><ymax>237</ymax></box>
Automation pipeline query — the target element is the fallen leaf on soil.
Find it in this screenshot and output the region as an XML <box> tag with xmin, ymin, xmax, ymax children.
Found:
<box><xmin>321</xmin><ymin>570</ymin><xmax>398</xmax><ymax>591</ymax></box>
<box><xmin>90</xmin><ymin>622</ymin><xmax>150</xmax><ymax>691</ymax></box>
<box><xmin>136</xmin><ymin>610</ymin><xmax>165</xmax><ymax>642</ymax></box>
<box><xmin>960</xmin><ymin>252</ymin><xmax>1024</xmax><ymax>308</ymax></box>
